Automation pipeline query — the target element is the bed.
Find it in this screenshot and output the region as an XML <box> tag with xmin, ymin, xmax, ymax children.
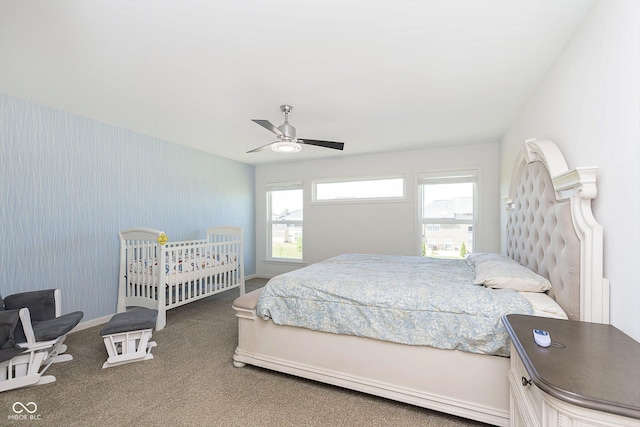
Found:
<box><xmin>118</xmin><ymin>226</ymin><xmax>245</xmax><ymax>331</ymax></box>
<box><xmin>232</xmin><ymin>139</ymin><xmax>609</xmax><ymax>426</ymax></box>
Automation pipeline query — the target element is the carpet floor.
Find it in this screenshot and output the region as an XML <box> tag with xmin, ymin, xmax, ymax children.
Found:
<box><xmin>2</xmin><ymin>279</ymin><xmax>489</xmax><ymax>426</ymax></box>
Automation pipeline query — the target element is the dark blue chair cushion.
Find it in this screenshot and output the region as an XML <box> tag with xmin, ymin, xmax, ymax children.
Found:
<box><xmin>0</xmin><ymin>309</ymin><xmax>24</xmax><ymax>363</ymax></box>
<box><xmin>30</xmin><ymin>311</ymin><xmax>84</xmax><ymax>342</ymax></box>
<box><xmin>101</xmin><ymin>309</ymin><xmax>158</xmax><ymax>336</ymax></box>
<box><xmin>3</xmin><ymin>290</ymin><xmax>84</xmax><ymax>343</ymax></box>
<box><xmin>4</xmin><ymin>290</ymin><xmax>57</xmax><ymax>322</ymax></box>
<box><xmin>0</xmin><ymin>309</ymin><xmax>20</xmax><ymax>348</ymax></box>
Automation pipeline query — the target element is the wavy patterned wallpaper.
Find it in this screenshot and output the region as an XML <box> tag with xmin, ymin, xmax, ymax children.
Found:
<box><xmin>0</xmin><ymin>94</ymin><xmax>255</xmax><ymax>323</ymax></box>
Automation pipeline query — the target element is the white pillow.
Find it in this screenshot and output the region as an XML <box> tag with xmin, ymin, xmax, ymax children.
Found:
<box><xmin>520</xmin><ymin>292</ymin><xmax>568</xmax><ymax>319</ymax></box>
<box><xmin>474</xmin><ymin>260</ymin><xmax>552</xmax><ymax>292</ymax></box>
<box><xmin>466</xmin><ymin>252</ymin><xmax>517</xmax><ymax>269</ymax></box>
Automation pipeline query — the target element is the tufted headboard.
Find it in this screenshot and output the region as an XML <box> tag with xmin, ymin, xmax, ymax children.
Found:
<box><xmin>504</xmin><ymin>139</ymin><xmax>609</xmax><ymax>324</ymax></box>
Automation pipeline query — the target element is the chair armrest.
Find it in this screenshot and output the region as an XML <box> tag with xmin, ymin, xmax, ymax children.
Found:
<box><xmin>17</xmin><ymin>307</ymin><xmax>37</xmax><ymax>345</ymax></box>
<box><xmin>16</xmin><ymin>340</ymin><xmax>58</xmax><ymax>351</ymax></box>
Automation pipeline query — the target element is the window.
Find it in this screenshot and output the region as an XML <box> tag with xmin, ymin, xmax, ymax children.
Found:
<box><xmin>419</xmin><ymin>170</ymin><xmax>477</xmax><ymax>259</ymax></box>
<box><xmin>267</xmin><ymin>182</ymin><xmax>303</xmax><ymax>260</ymax></box>
<box><xmin>313</xmin><ymin>176</ymin><xmax>404</xmax><ymax>202</ymax></box>
<box><xmin>426</xmin><ymin>224</ymin><xmax>441</xmax><ymax>232</ymax></box>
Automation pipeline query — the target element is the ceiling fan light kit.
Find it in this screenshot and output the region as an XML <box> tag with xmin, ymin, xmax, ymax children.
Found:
<box><xmin>271</xmin><ymin>141</ymin><xmax>301</xmax><ymax>153</ymax></box>
<box><xmin>248</xmin><ymin>105</ymin><xmax>345</xmax><ymax>154</ymax></box>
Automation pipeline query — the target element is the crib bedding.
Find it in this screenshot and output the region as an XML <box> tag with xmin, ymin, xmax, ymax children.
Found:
<box><xmin>256</xmin><ymin>253</ymin><xmax>534</xmax><ymax>357</ymax></box>
<box><xmin>129</xmin><ymin>252</ymin><xmax>238</xmax><ymax>275</ymax></box>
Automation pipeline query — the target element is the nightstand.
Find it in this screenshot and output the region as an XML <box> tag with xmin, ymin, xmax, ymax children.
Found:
<box><xmin>502</xmin><ymin>314</ymin><xmax>640</xmax><ymax>427</ymax></box>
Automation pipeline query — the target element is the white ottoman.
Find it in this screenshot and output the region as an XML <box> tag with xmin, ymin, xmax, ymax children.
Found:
<box><xmin>100</xmin><ymin>309</ymin><xmax>158</xmax><ymax>369</ymax></box>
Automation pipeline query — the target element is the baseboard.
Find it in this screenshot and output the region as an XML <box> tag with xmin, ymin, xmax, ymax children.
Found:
<box><xmin>71</xmin><ymin>277</ymin><xmax>263</xmax><ymax>333</ymax></box>
<box><xmin>70</xmin><ymin>313</ymin><xmax>114</xmax><ymax>333</ymax></box>
<box><xmin>246</xmin><ymin>274</ymin><xmax>273</xmax><ymax>280</ymax></box>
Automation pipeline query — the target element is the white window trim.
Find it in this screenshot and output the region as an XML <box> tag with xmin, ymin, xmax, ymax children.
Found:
<box><xmin>311</xmin><ymin>174</ymin><xmax>406</xmax><ymax>204</ymax></box>
<box><xmin>266</xmin><ymin>181</ymin><xmax>304</xmax><ymax>262</ymax></box>
<box><xmin>416</xmin><ymin>169</ymin><xmax>478</xmax><ymax>257</ymax></box>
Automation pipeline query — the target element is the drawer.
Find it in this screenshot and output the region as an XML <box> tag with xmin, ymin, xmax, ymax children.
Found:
<box><xmin>510</xmin><ymin>348</ymin><xmax>544</xmax><ymax>425</ymax></box>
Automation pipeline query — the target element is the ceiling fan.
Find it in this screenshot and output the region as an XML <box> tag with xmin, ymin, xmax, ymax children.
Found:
<box><xmin>248</xmin><ymin>105</ymin><xmax>345</xmax><ymax>153</ymax></box>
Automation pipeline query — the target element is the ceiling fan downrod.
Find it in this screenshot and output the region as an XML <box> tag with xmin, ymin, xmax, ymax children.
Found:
<box><xmin>278</xmin><ymin>105</ymin><xmax>296</xmax><ymax>140</ymax></box>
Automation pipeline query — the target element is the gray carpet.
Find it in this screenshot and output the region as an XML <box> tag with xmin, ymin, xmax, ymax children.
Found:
<box><xmin>2</xmin><ymin>279</ymin><xmax>489</xmax><ymax>426</ymax></box>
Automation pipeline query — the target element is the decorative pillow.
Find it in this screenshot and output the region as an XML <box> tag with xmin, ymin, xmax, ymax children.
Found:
<box><xmin>466</xmin><ymin>252</ymin><xmax>517</xmax><ymax>269</ymax></box>
<box><xmin>473</xmin><ymin>260</ymin><xmax>552</xmax><ymax>292</ymax></box>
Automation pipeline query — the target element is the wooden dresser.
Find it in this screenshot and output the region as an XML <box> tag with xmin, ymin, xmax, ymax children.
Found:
<box><xmin>502</xmin><ymin>314</ymin><xmax>640</xmax><ymax>427</ymax></box>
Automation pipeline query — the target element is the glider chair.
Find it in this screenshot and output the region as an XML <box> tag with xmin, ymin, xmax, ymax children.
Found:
<box><xmin>0</xmin><ymin>308</ymin><xmax>54</xmax><ymax>392</ymax></box>
<box><xmin>1</xmin><ymin>289</ymin><xmax>83</xmax><ymax>390</ymax></box>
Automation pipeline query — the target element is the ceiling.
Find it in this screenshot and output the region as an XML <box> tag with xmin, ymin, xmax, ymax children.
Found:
<box><xmin>0</xmin><ymin>0</ymin><xmax>594</xmax><ymax>165</ymax></box>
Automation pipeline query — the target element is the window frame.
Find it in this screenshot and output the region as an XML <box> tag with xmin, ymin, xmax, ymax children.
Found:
<box><xmin>417</xmin><ymin>169</ymin><xmax>478</xmax><ymax>258</ymax></box>
<box><xmin>266</xmin><ymin>181</ymin><xmax>304</xmax><ymax>262</ymax></box>
<box><xmin>311</xmin><ymin>175</ymin><xmax>406</xmax><ymax>204</ymax></box>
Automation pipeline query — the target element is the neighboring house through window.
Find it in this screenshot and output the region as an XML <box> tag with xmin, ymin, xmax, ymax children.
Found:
<box><xmin>419</xmin><ymin>170</ymin><xmax>477</xmax><ymax>258</ymax></box>
<box><xmin>267</xmin><ymin>182</ymin><xmax>303</xmax><ymax>261</ymax></box>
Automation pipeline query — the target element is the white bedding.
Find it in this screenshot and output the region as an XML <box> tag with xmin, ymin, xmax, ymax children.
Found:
<box><xmin>256</xmin><ymin>253</ymin><xmax>543</xmax><ymax>357</ymax></box>
<box><xmin>520</xmin><ymin>292</ymin><xmax>568</xmax><ymax>319</ymax></box>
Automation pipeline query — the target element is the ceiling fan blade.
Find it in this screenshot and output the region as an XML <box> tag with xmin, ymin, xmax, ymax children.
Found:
<box><xmin>298</xmin><ymin>138</ymin><xmax>345</xmax><ymax>151</ymax></box>
<box><xmin>246</xmin><ymin>142</ymin><xmax>276</xmax><ymax>153</ymax></box>
<box><xmin>252</xmin><ymin>119</ymin><xmax>284</xmax><ymax>137</ymax></box>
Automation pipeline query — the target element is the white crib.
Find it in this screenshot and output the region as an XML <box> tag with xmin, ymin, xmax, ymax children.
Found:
<box><xmin>117</xmin><ymin>226</ymin><xmax>245</xmax><ymax>330</ymax></box>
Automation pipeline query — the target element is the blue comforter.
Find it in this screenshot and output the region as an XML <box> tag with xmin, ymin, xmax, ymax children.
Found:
<box><xmin>256</xmin><ymin>254</ymin><xmax>533</xmax><ymax>356</ymax></box>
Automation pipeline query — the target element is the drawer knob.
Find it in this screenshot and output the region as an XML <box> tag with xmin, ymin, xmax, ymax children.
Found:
<box><xmin>521</xmin><ymin>376</ymin><xmax>532</xmax><ymax>387</ymax></box>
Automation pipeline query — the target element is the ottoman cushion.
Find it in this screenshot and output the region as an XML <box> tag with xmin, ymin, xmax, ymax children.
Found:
<box><xmin>101</xmin><ymin>309</ymin><xmax>158</xmax><ymax>336</ymax></box>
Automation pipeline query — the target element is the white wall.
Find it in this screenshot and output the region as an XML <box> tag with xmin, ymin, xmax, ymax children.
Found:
<box><xmin>256</xmin><ymin>143</ymin><xmax>500</xmax><ymax>277</ymax></box>
<box><xmin>500</xmin><ymin>0</ymin><xmax>639</xmax><ymax>341</ymax></box>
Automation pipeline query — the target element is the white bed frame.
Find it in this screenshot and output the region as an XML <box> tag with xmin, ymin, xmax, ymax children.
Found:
<box><xmin>118</xmin><ymin>226</ymin><xmax>245</xmax><ymax>330</ymax></box>
<box><xmin>233</xmin><ymin>139</ymin><xmax>609</xmax><ymax>426</ymax></box>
